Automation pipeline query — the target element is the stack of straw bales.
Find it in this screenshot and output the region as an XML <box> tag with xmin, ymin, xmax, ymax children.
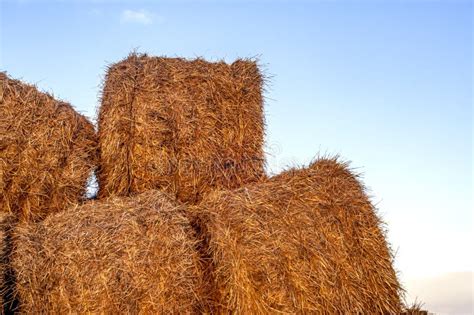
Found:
<box><xmin>12</xmin><ymin>190</ymin><xmax>204</xmax><ymax>313</ymax></box>
<box><xmin>98</xmin><ymin>54</ymin><xmax>265</xmax><ymax>203</ymax></box>
<box><xmin>1</xmin><ymin>54</ymin><xmax>404</xmax><ymax>313</ymax></box>
<box><xmin>0</xmin><ymin>72</ymin><xmax>97</xmax><ymax>222</ymax></box>
<box><xmin>190</xmin><ymin>158</ymin><xmax>402</xmax><ymax>313</ymax></box>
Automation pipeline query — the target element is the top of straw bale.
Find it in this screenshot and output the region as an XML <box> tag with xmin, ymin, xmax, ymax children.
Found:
<box><xmin>191</xmin><ymin>157</ymin><xmax>402</xmax><ymax>313</ymax></box>
<box><xmin>0</xmin><ymin>72</ymin><xmax>97</xmax><ymax>222</ymax></box>
<box><xmin>98</xmin><ymin>53</ymin><xmax>265</xmax><ymax>203</ymax></box>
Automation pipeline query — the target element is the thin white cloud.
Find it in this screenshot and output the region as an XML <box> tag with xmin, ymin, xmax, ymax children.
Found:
<box><xmin>120</xmin><ymin>9</ymin><xmax>153</xmax><ymax>25</ymax></box>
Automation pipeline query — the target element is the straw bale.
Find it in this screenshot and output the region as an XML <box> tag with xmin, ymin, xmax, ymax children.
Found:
<box><xmin>12</xmin><ymin>190</ymin><xmax>203</xmax><ymax>313</ymax></box>
<box><xmin>191</xmin><ymin>157</ymin><xmax>402</xmax><ymax>313</ymax></box>
<box><xmin>98</xmin><ymin>53</ymin><xmax>265</xmax><ymax>203</ymax></box>
<box><xmin>0</xmin><ymin>72</ymin><xmax>97</xmax><ymax>222</ymax></box>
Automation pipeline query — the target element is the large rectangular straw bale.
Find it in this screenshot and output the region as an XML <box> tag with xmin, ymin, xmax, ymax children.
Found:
<box><xmin>12</xmin><ymin>190</ymin><xmax>204</xmax><ymax>313</ymax></box>
<box><xmin>98</xmin><ymin>53</ymin><xmax>265</xmax><ymax>203</ymax></box>
<box><xmin>0</xmin><ymin>73</ymin><xmax>97</xmax><ymax>222</ymax></box>
<box><xmin>190</xmin><ymin>158</ymin><xmax>402</xmax><ymax>313</ymax></box>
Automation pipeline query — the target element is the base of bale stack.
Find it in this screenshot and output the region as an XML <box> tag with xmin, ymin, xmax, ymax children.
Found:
<box><xmin>0</xmin><ymin>72</ymin><xmax>97</xmax><ymax>222</ymax></box>
<box><xmin>98</xmin><ymin>53</ymin><xmax>265</xmax><ymax>204</ymax></box>
<box><xmin>12</xmin><ymin>190</ymin><xmax>204</xmax><ymax>313</ymax></box>
<box><xmin>190</xmin><ymin>157</ymin><xmax>403</xmax><ymax>313</ymax></box>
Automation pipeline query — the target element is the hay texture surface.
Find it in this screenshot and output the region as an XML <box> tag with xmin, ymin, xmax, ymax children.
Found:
<box><xmin>0</xmin><ymin>213</ymin><xmax>11</xmax><ymax>310</ymax></box>
<box><xmin>98</xmin><ymin>54</ymin><xmax>265</xmax><ymax>203</ymax></box>
<box><xmin>12</xmin><ymin>190</ymin><xmax>203</xmax><ymax>313</ymax></box>
<box><xmin>0</xmin><ymin>73</ymin><xmax>97</xmax><ymax>222</ymax></box>
<box><xmin>192</xmin><ymin>158</ymin><xmax>402</xmax><ymax>313</ymax></box>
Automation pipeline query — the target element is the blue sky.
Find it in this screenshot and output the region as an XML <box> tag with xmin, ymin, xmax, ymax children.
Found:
<box><xmin>1</xmin><ymin>0</ymin><xmax>472</xmax><ymax>313</ymax></box>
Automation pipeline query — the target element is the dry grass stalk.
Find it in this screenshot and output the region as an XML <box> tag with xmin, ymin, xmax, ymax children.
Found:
<box><xmin>402</xmin><ymin>309</ymin><xmax>429</xmax><ymax>315</ymax></box>
<box><xmin>12</xmin><ymin>190</ymin><xmax>204</xmax><ymax>313</ymax></box>
<box><xmin>98</xmin><ymin>53</ymin><xmax>265</xmax><ymax>203</ymax></box>
<box><xmin>402</xmin><ymin>300</ymin><xmax>428</xmax><ymax>315</ymax></box>
<box><xmin>190</xmin><ymin>157</ymin><xmax>402</xmax><ymax>313</ymax></box>
<box><xmin>0</xmin><ymin>72</ymin><xmax>97</xmax><ymax>222</ymax></box>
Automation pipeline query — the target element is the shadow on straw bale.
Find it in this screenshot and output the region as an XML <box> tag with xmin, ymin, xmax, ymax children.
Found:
<box><xmin>190</xmin><ymin>157</ymin><xmax>403</xmax><ymax>313</ymax></box>
<box><xmin>12</xmin><ymin>190</ymin><xmax>204</xmax><ymax>313</ymax></box>
<box><xmin>98</xmin><ymin>53</ymin><xmax>265</xmax><ymax>203</ymax></box>
<box><xmin>0</xmin><ymin>72</ymin><xmax>97</xmax><ymax>222</ymax></box>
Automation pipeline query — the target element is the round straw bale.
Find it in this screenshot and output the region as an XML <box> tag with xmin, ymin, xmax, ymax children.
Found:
<box><xmin>191</xmin><ymin>158</ymin><xmax>402</xmax><ymax>313</ymax></box>
<box><xmin>0</xmin><ymin>72</ymin><xmax>97</xmax><ymax>222</ymax></box>
<box><xmin>98</xmin><ymin>53</ymin><xmax>265</xmax><ymax>203</ymax></box>
<box><xmin>12</xmin><ymin>190</ymin><xmax>203</xmax><ymax>313</ymax></box>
